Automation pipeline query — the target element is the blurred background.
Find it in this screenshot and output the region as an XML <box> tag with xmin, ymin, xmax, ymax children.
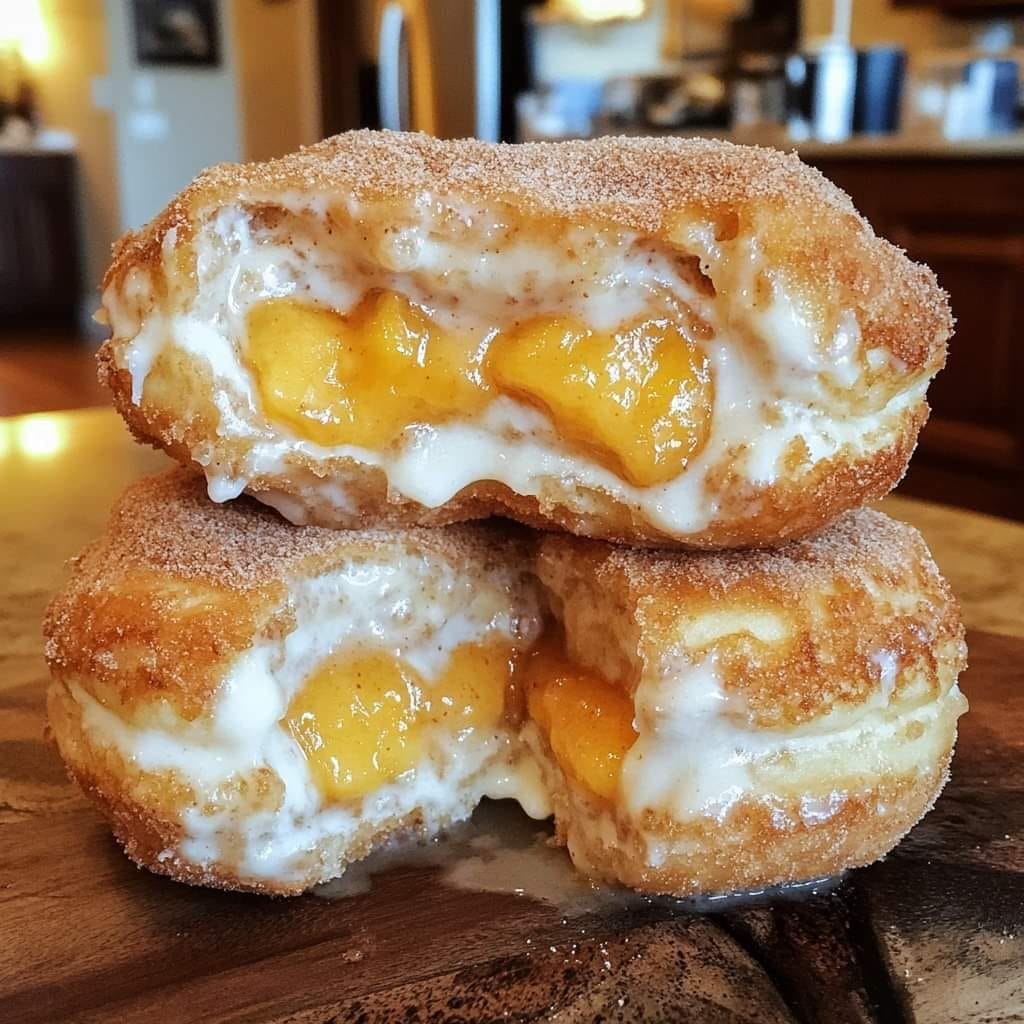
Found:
<box><xmin>1</xmin><ymin>0</ymin><xmax>1022</xmax><ymax>517</ymax></box>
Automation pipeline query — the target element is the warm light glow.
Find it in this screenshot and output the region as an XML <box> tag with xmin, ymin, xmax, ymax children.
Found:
<box><xmin>16</xmin><ymin>416</ymin><xmax>66</xmax><ymax>458</ymax></box>
<box><xmin>546</xmin><ymin>0</ymin><xmax>647</xmax><ymax>23</ymax></box>
<box><xmin>0</xmin><ymin>421</ymin><xmax>10</xmax><ymax>460</ymax></box>
<box><xmin>0</xmin><ymin>0</ymin><xmax>51</xmax><ymax>66</ymax></box>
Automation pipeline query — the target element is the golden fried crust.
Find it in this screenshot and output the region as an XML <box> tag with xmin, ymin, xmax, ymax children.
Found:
<box><xmin>102</xmin><ymin>131</ymin><xmax>950</xmax><ymax>375</ymax></box>
<box><xmin>43</xmin><ymin>469</ymin><xmax>533</xmax><ymax>719</ymax></box>
<box><xmin>536</xmin><ymin>507</ymin><xmax>966</xmax><ymax>727</ymax></box>
<box><xmin>529</xmin><ymin>725</ymin><xmax>956</xmax><ymax>898</ymax></box>
<box><xmin>99</xmin><ymin>354</ymin><xmax>929</xmax><ymax>550</ymax></box>
<box><xmin>47</xmin><ymin>681</ymin><xmax>448</xmax><ymax>895</ymax></box>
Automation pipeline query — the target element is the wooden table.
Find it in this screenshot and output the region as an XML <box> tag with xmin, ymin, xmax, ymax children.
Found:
<box><xmin>2</xmin><ymin>408</ymin><xmax>1023</xmax><ymax>1023</ymax></box>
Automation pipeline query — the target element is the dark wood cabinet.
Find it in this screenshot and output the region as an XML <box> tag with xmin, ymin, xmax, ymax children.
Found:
<box><xmin>806</xmin><ymin>155</ymin><xmax>1024</xmax><ymax>520</ymax></box>
<box><xmin>0</xmin><ymin>152</ymin><xmax>81</xmax><ymax>329</ymax></box>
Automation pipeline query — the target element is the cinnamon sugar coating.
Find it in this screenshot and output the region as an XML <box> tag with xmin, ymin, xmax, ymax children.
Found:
<box><xmin>104</xmin><ymin>131</ymin><xmax>950</xmax><ymax>372</ymax></box>
<box><xmin>537</xmin><ymin>506</ymin><xmax>966</xmax><ymax>726</ymax></box>
<box><xmin>44</xmin><ymin>470</ymin><xmax>532</xmax><ymax>720</ymax></box>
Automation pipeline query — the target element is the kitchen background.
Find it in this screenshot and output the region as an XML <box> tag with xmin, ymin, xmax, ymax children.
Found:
<box><xmin>1</xmin><ymin>0</ymin><xmax>1021</xmax><ymax>518</ymax></box>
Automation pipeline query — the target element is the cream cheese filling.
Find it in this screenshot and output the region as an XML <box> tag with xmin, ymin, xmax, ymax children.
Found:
<box><xmin>518</xmin><ymin>651</ymin><xmax>965</xmax><ymax>878</ymax></box>
<box><xmin>103</xmin><ymin>199</ymin><xmax>922</xmax><ymax>533</ymax></box>
<box><xmin>621</xmin><ymin>653</ymin><xmax>967</xmax><ymax>830</ymax></box>
<box><xmin>69</xmin><ymin>606</ymin><xmax>964</xmax><ymax>886</ymax></box>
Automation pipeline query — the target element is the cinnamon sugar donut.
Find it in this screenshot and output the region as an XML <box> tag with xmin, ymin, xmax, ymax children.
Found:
<box><xmin>526</xmin><ymin>513</ymin><xmax>967</xmax><ymax>894</ymax></box>
<box><xmin>45</xmin><ymin>471</ymin><xmax>966</xmax><ymax>895</ymax></box>
<box><xmin>44</xmin><ymin>471</ymin><xmax>546</xmax><ymax>894</ymax></box>
<box><xmin>98</xmin><ymin>131</ymin><xmax>950</xmax><ymax>548</ymax></box>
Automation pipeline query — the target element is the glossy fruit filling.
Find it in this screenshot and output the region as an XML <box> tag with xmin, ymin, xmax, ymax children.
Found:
<box><xmin>245</xmin><ymin>292</ymin><xmax>713</xmax><ymax>487</ymax></box>
<box><xmin>246</xmin><ymin>292</ymin><xmax>491</xmax><ymax>449</ymax></box>
<box><xmin>486</xmin><ymin>315</ymin><xmax>713</xmax><ymax>486</ymax></box>
<box><xmin>283</xmin><ymin>643</ymin><xmax>513</xmax><ymax>801</ymax></box>
<box><xmin>523</xmin><ymin>635</ymin><xmax>638</xmax><ymax>802</ymax></box>
<box><xmin>281</xmin><ymin>625</ymin><xmax>640</xmax><ymax>807</ymax></box>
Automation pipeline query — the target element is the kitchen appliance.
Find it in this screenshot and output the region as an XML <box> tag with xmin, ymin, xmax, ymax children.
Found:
<box><xmin>371</xmin><ymin>0</ymin><xmax>535</xmax><ymax>140</ymax></box>
<box><xmin>594</xmin><ymin>66</ymin><xmax>730</xmax><ymax>134</ymax></box>
<box><xmin>731</xmin><ymin>53</ymin><xmax>787</xmax><ymax>130</ymax></box>
<box><xmin>643</xmin><ymin>67</ymin><xmax>729</xmax><ymax>130</ymax></box>
<box><xmin>786</xmin><ymin>0</ymin><xmax>855</xmax><ymax>142</ymax></box>
<box><xmin>517</xmin><ymin>79</ymin><xmax>604</xmax><ymax>139</ymax></box>
<box><xmin>906</xmin><ymin>47</ymin><xmax>1023</xmax><ymax>141</ymax></box>
<box><xmin>853</xmin><ymin>46</ymin><xmax>906</xmax><ymax>135</ymax></box>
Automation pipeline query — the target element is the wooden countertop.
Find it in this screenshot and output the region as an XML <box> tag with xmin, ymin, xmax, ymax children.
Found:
<box><xmin>1</xmin><ymin>407</ymin><xmax>1022</xmax><ymax>1023</ymax></box>
<box><xmin>877</xmin><ymin>494</ymin><xmax>1024</xmax><ymax>640</ymax></box>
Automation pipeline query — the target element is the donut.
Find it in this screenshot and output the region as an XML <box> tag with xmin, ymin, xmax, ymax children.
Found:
<box><xmin>97</xmin><ymin>131</ymin><xmax>950</xmax><ymax>549</ymax></box>
<box><xmin>44</xmin><ymin>471</ymin><xmax>546</xmax><ymax>894</ymax></box>
<box><xmin>44</xmin><ymin>470</ymin><xmax>966</xmax><ymax>895</ymax></box>
<box><xmin>527</xmin><ymin>517</ymin><xmax>967</xmax><ymax>894</ymax></box>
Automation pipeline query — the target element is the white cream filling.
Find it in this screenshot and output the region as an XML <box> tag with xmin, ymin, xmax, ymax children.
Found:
<box><xmin>69</xmin><ymin>602</ymin><xmax>964</xmax><ymax>885</ymax></box>
<box><xmin>70</xmin><ymin>554</ymin><xmax>544</xmax><ymax>883</ymax></box>
<box><xmin>103</xmin><ymin>198</ymin><xmax>922</xmax><ymax>533</ymax></box>
<box><xmin>621</xmin><ymin>653</ymin><xmax>967</xmax><ymax>833</ymax></box>
<box><xmin>533</xmin><ymin>654</ymin><xmax>965</xmax><ymax>877</ymax></box>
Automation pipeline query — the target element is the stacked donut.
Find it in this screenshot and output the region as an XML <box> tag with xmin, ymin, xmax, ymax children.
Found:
<box><xmin>44</xmin><ymin>131</ymin><xmax>967</xmax><ymax>896</ymax></box>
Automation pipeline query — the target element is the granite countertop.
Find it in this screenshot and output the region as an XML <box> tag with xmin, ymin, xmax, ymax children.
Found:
<box><xmin>788</xmin><ymin>132</ymin><xmax>1024</xmax><ymax>160</ymax></box>
<box><xmin>721</xmin><ymin>129</ymin><xmax>1024</xmax><ymax>160</ymax></box>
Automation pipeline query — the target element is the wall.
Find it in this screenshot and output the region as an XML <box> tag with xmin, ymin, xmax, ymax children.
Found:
<box><xmin>530</xmin><ymin>0</ymin><xmax>675</xmax><ymax>83</ymax></box>
<box><xmin>529</xmin><ymin>0</ymin><xmax>750</xmax><ymax>81</ymax></box>
<box><xmin>16</xmin><ymin>0</ymin><xmax>323</xmax><ymax>334</ymax></box>
<box><xmin>21</xmin><ymin>0</ymin><xmax>119</xmax><ymax>324</ymax></box>
<box><xmin>234</xmin><ymin>0</ymin><xmax>321</xmax><ymax>161</ymax></box>
<box><xmin>103</xmin><ymin>0</ymin><xmax>243</xmax><ymax>232</ymax></box>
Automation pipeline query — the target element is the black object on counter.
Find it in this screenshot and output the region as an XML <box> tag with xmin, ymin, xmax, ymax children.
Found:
<box><xmin>785</xmin><ymin>53</ymin><xmax>816</xmax><ymax>125</ymax></box>
<box><xmin>853</xmin><ymin>46</ymin><xmax>906</xmax><ymax>135</ymax></box>
<box><xmin>0</xmin><ymin>152</ymin><xmax>82</xmax><ymax>329</ymax></box>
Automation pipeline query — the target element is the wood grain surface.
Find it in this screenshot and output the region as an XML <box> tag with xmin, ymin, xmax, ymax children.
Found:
<box><xmin>1</xmin><ymin>630</ymin><xmax>1020</xmax><ymax>1023</ymax></box>
<box><xmin>1</xmin><ymin>409</ymin><xmax>1022</xmax><ymax>1023</ymax></box>
<box><xmin>0</xmin><ymin>335</ymin><xmax>108</xmax><ymax>417</ymax></box>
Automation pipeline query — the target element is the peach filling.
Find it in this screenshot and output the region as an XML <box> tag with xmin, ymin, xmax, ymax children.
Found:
<box><xmin>486</xmin><ymin>316</ymin><xmax>713</xmax><ymax>486</ymax></box>
<box><xmin>523</xmin><ymin>635</ymin><xmax>638</xmax><ymax>802</ymax></box>
<box><xmin>246</xmin><ymin>292</ymin><xmax>491</xmax><ymax>449</ymax></box>
<box><xmin>283</xmin><ymin>644</ymin><xmax>514</xmax><ymax>801</ymax></box>
<box><xmin>245</xmin><ymin>292</ymin><xmax>713</xmax><ymax>487</ymax></box>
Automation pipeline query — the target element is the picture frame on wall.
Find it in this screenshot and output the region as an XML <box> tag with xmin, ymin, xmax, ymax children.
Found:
<box><xmin>132</xmin><ymin>0</ymin><xmax>222</xmax><ymax>68</ymax></box>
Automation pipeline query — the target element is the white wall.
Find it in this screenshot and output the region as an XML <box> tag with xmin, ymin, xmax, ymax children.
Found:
<box><xmin>103</xmin><ymin>0</ymin><xmax>243</xmax><ymax>232</ymax></box>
